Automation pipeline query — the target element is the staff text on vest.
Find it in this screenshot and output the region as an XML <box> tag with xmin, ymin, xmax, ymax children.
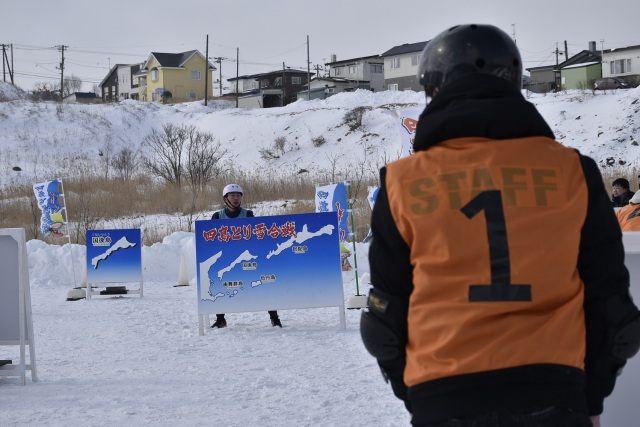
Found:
<box><xmin>408</xmin><ymin>166</ymin><xmax>561</xmax><ymax>214</ymax></box>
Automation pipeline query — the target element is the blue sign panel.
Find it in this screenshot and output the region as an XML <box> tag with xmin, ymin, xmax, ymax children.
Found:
<box><xmin>86</xmin><ymin>229</ymin><xmax>142</xmax><ymax>283</ymax></box>
<box><xmin>195</xmin><ymin>212</ymin><xmax>344</xmax><ymax>314</ymax></box>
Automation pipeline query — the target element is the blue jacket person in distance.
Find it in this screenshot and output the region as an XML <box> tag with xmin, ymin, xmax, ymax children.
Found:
<box><xmin>210</xmin><ymin>184</ymin><xmax>282</xmax><ymax>328</ymax></box>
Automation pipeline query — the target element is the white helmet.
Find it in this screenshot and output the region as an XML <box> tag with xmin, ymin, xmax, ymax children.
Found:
<box><xmin>222</xmin><ymin>183</ymin><xmax>243</xmax><ymax>198</ymax></box>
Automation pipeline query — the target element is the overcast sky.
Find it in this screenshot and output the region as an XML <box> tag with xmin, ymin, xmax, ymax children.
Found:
<box><xmin>2</xmin><ymin>0</ymin><xmax>639</xmax><ymax>92</ymax></box>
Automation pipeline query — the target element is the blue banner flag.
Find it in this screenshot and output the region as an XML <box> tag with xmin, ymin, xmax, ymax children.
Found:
<box><xmin>314</xmin><ymin>183</ymin><xmax>349</xmax><ymax>242</ymax></box>
<box><xmin>32</xmin><ymin>179</ymin><xmax>68</xmax><ymax>238</ymax></box>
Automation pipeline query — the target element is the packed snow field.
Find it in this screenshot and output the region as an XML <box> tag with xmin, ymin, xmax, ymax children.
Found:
<box><xmin>4</xmin><ymin>232</ymin><xmax>417</xmax><ymax>427</ymax></box>
<box><xmin>1</xmin><ymin>82</ymin><xmax>640</xmax><ymax>426</ymax></box>
<box><xmin>2</xmin><ymin>228</ymin><xmax>640</xmax><ymax>426</ymax></box>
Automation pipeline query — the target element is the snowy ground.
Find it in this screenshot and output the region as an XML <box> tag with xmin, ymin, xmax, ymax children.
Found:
<box><xmin>1</xmin><ymin>230</ymin><xmax>640</xmax><ymax>426</ymax></box>
<box><xmin>1</xmin><ymin>233</ymin><xmax>414</xmax><ymax>427</ymax></box>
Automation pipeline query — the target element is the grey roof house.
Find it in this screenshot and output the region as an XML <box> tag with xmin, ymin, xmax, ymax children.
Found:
<box><xmin>380</xmin><ymin>41</ymin><xmax>428</xmax><ymax>92</ymax></box>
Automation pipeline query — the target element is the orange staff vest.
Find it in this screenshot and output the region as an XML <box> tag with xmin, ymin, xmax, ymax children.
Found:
<box><xmin>385</xmin><ymin>136</ymin><xmax>588</xmax><ymax>387</ymax></box>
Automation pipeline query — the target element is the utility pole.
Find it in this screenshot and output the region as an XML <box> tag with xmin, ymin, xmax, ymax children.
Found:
<box><xmin>214</xmin><ymin>57</ymin><xmax>225</xmax><ymax>96</ymax></box>
<box><xmin>555</xmin><ymin>43</ymin><xmax>562</xmax><ymax>65</ymax></box>
<box><xmin>554</xmin><ymin>43</ymin><xmax>563</xmax><ymax>92</ymax></box>
<box><xmin>204</xmin><ymin>34</ymin><xmax>209</xmax><ymax>106</ymax></box>
<box><xmin>2</xmin><ymin>44</ymin><xmax>14</xmax><ymax>83</ymax></box>
<box><xmin>2</xmin><ymin>44</ymin><xmax>6</xmax><ymax>82</ymax></box>
<box><xmin>282</xmin><ymin>62</ymin><xmax>286</xmax><ymax>106</ymax></box>
<box><xmin>236</xmin><ymin>47</ymin><xmax>239</xmax><ymax>108</ymax></box>
<box><xmin>307</xmin><ymin>35</ymin><xmax>310</xmax><ymax>100</ymax></box>
<box><xmin>56</xmin><ymin>45</ymin><xmax>68</xmax><ymax>101</ymax></box>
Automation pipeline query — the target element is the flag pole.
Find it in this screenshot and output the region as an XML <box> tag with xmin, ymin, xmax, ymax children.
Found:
<box><xmin>58</xmin><ymin>178</ymin><xmax>78</xmax><ymax>288</ymax></box>
<box><xmin>345</xmin><ymin>181</ymin><xmax>368</xmax><ymax>309</ymax></box>
<box><xmin>345</xmin><ymin>180</ymin><xmax>360</xmax><ymax>295</ymax></box>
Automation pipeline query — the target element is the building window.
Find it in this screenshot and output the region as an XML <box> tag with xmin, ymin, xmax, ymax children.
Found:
<box><xmin>275</xmin><ymin>77</ymin><xmax>282</xmax><ymax>87</ymax></box>
<box><xmin>411</xmin><ymin>55</ymin><xmax>420</xmax><ymax>66</ymax></box>
<box><xmin>388</xmin><ymin>83</ymin><xmax>398</xmax><ymax>91</ymax></box>
<box><xmin>151</xmin><ymin>69</ymin><xmax>158</xmax><ymax>81</ymax></box>
<box><xmin>390</xmin><ymin>58</ymin><xmax>401</xmax><ymax>69</ymax></box>
<box><xmin>610</xmin><ymin>59</ymin><xmax>632</xmax><ymax>74</ymax></box>
<box><xmin>335</xmin><ymin>67</ymin><xmax>344</xmax><ymax>76</ymax></box>
<box><xmin>261</xmin><ymin>79</ymin><xmax>270</xmax><ymax>88</ymax></box>
<box><xmin>349</xmin><ymin>65</ymin><xmax>357</xmax><ymax>74</ymax></box>
<box><xmin>370</xmin><ymin>64</ymin><xmax>383</xmax><ymax>73</ymax></box>
<box><xmin>292</xmin><ymin>76</ymin><xmax>301</xmax><ymax>84</ymax></box>
<box><xmin>191</xmin><ymin>71</ymin><xmax>202</xmax><ymax>80</ymax></box>
<box><xmin>187</xmin><ymin>91</ymin><xmax>196</xmax><ymax>99</ymax></box>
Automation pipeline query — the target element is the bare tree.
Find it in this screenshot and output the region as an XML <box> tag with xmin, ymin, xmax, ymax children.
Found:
<box><xmin>100</xmin><ymin>141</ymin><xmax>114</xmax><ymax>179</ymax></box>
<box><xmin>31</xmin><ymin>81</ymin><xmax>57</xmax><ymax>101</ymax></box>
<box><xmin>183</xmin><ymin>128</ymin><xmax>228</xmax><ymax>231</ymax></box>
<box><xmin>186</xmin><ymin>128</ymin><xmax>228</xmax><ymax>193</ymax></box>
<box><xmin>343</xmin><ymin>106</ymin><xmax>371</xmax><ymax>132</ymax></box>
<box><xmin>28</xmin><ymin>198</ymin><xmax>41</xmax><ymax>240</ymax></box>
<box><xmin>112</xmin><ymin>147</ymin><xmax>139</xmax><ymax>181</ymax></box>
<box><xmin>142</xmin><ymin>123</ymin><xmax>190</xmax><ymax>187</ymax></box>
<box><xmin>63</xmin><ymin>74</ymin><xmax>82</xmax><ymax>97</ymax></box>
<box><xmin>67</xmin><ymin>175</ymin><xmax>100</xmax><ymax>244</ymax></box>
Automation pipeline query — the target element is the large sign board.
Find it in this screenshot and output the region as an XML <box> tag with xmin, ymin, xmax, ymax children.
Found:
<box><xmin>195</xmin><ymin>212</ymin><xmax>344</xmax><ymax>330</ymax></box>
<box><xmin>0</xmin><ymin>228</ymin><xmax>37</xmax><ymax>384</ymax></box>
<box><xmin>0</xmin><ymin>234</ymin><xmax>25</xmax><ymax>342</ymax></box>
<box><xmin>86</xmin><ymin>229</ymin><xmax>143</xmax><ymax>298</ymax></box>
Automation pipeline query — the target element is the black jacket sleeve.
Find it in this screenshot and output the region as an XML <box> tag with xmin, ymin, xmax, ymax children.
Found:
<box><xmin>368</xmin><ymin>167</ymin><xmax>414</xmax><ymax>409</ymax></box>
<box><xmin>577</xmin><ymin>154</ymin><xmax>639</xmax><ymax>415</ymax></box>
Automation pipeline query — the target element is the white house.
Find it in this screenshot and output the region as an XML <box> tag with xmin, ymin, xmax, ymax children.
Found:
<box><xmin>602</xmin><ymin>44</ymin><xmax>640</xmax><ymax>85</ymax></box>
<box><xmin>117</xmin><ymin>63</ymin><xmax>143</xmax><ymax>101</ymax></box>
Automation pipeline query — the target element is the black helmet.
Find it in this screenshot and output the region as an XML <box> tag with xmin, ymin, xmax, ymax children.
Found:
<box><xmin>417</xmin><ymin>24</ymin><xmax>522</xmax><ymax>96</ymax></box>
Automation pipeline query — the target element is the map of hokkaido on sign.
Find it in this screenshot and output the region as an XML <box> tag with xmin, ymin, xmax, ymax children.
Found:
<box><xmin>86</xmin><ymin>229</ymin><xmax>142</xmax><ymax>283</ymax></box>
<box><xmin>195</xmin><ymin>212</ymin><xmax>344</xmax><ymax>314</ymax></box>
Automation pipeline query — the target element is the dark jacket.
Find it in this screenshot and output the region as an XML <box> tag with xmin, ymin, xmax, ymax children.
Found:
<box><xmin>368</xmin><ymin>74</ymin><xmax>636</xmax><ymax>424</ymax></box>
<box><xmin>613</xmin><ymin>189</ymin><xmax>634</xmax><ymax>207</ymax></box>
<box><xmin>211</xmin><ymin>207</ymin><xmax>254</xmax><ymax>219</ymax></box>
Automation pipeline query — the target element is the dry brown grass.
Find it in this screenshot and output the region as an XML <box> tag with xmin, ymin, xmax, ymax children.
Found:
<box><xmin>0</xmin><ymin>172</ymin><xmax>378</xmax><ymax>245</ymax></box>
<box><xmin>5</xmin><ymin>164</ymin><xmax>634</xmax><ymax>246</ymax></box>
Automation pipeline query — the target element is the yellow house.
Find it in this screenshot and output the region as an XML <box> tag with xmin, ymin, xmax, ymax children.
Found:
<box><xmin>135</xmin><ymin>50</ymin><xmax>216</xmax><ymax>103</ymax></box>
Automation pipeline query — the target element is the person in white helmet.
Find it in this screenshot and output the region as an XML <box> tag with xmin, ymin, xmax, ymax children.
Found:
<box><xmin>210</xmin><ymin>183</ymin><xmax>282</xmax><ymax>328</ymax></box>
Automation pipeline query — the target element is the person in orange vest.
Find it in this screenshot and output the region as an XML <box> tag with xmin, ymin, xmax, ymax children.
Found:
<box><xmin>616</xmin><ymin>190</ymin><xmax>640</xmax><ymax>231</ymax></box>
<box><xmin>360</xmin><ymin>24</ymin><xmax>640</xmax><ymax>427</ymax></box>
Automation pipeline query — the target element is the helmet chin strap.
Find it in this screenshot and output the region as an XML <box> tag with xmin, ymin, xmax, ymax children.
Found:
<box><xmin>224</xmin><ymin>196</ymin><xmax>240</xmax><ymax>211</ymax></box>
